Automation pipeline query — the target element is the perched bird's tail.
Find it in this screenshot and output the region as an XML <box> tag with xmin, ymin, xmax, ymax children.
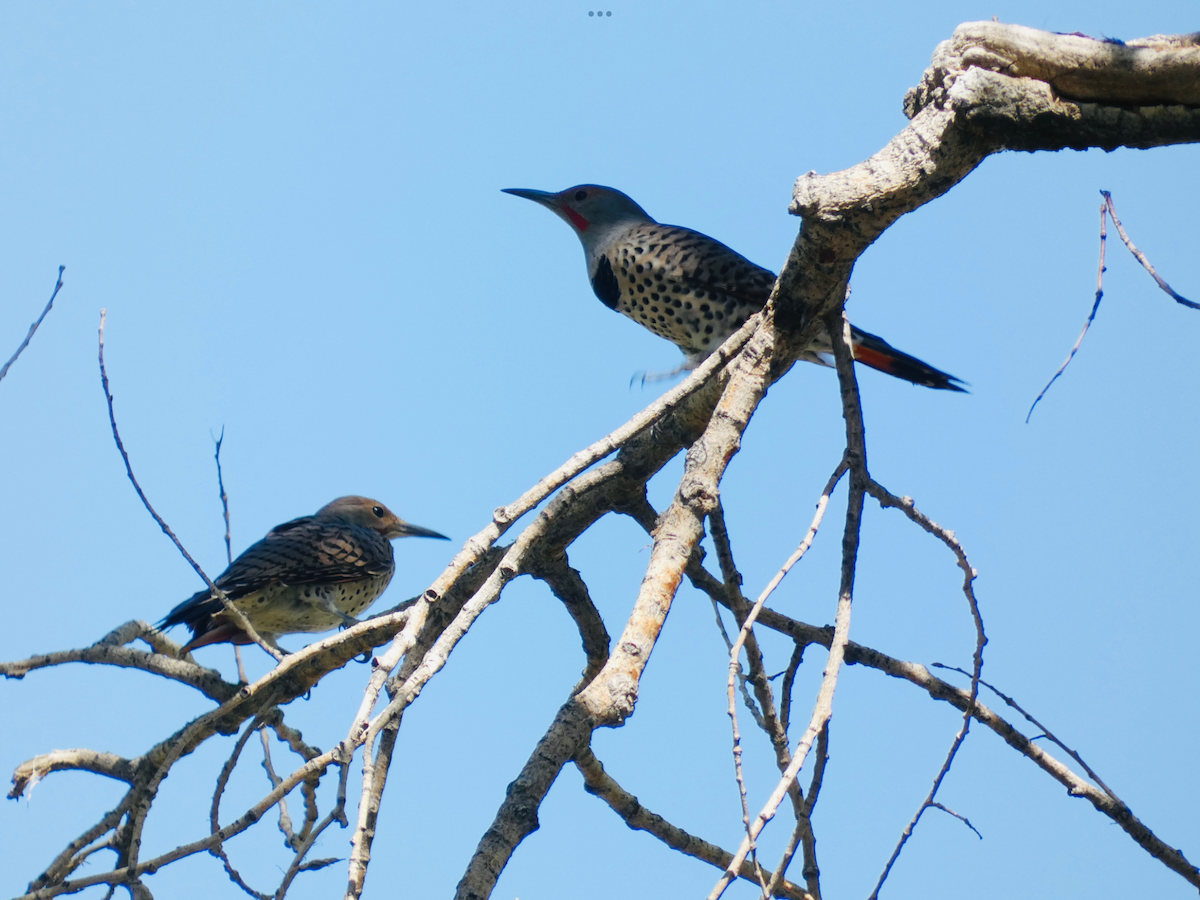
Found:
<box><xmin>157</xmin><ymin>589</ymin><xmax>241</xmax><ymax>654</ymax></box>
<box><xmin>849</xmin><ymin>326</ymin><xmax>967</xmax><ymax>392</ymax></box>
<box><xmin>158</xmin><ymin>589</ymin><xmax>217</xmax><ymax>633</ymax></box>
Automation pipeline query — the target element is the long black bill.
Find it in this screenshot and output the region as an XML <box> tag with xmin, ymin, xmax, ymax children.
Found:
<box><xmin>397</xmin><ymin>521</ymin><xmax>451</xmax><ymax>540</ymax></box>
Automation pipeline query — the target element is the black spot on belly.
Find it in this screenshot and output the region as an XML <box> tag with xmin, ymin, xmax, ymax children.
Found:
<box><xmin>591</xmin><ymin>255</ymin><xmax>620</xmax><ymax>310</ymax></box>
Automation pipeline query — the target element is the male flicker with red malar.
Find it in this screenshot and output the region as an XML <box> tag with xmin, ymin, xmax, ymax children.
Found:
<box><xmin>504</xmin><ymin>184</ymin><xmax>965</xmax><ymax>390</ymax></box>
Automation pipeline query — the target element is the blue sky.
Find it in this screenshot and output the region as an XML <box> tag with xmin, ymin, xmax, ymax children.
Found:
<box><xmin>2</xmin><ymin>2</ymin><xmax>1197</xmax><ymax>898</ymax></box>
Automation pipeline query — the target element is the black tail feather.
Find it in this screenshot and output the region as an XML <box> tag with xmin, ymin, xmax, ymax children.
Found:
<box><xmin>849</xmin><ymin>326</ymin><xmax>967</xmax><ymax>392</ymax></box>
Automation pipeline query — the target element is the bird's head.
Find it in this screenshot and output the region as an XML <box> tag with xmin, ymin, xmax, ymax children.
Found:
<box><xmin>315</xmin><ymin>496</ymin><xmax>450</xmax><ymax>541</ymax></box>
<box><xmin>503</xmin><ymin>184</ymin><xmax>653</xmax><ymax>252</ymax></box>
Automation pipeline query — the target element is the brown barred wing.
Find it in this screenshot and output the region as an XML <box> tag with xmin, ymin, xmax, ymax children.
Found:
<box><xmin>217</xmin><ymin>518</ymin><xmax>396</xmax><ymax>592</ymax></box>
<box><xmin>158</xmin><ymin>518</ymin><xmax>396</xmax><ymax>632</ymax></box>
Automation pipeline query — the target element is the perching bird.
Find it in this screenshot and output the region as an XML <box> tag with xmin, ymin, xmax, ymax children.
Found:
<box><xmin>503</xmin><ymin>184</ymin><xmax>965</xmax><ymax>390</ymax></box>
<box><xmin>159</xmin><ymin>496</ymin><xmax>449</xmax><ymax>655</ymax></box>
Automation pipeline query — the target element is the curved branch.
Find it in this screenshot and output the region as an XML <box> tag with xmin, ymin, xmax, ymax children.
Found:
<box><xmin>574</xmin><ymin>746</ymin><xmax>811</xmax><ymax>900</ymax></box>
<box><xmin>10</xmin><ymin>750</ymin><xmax>137</xmax><ymax>798</ymax></box>
<box><xmin>0</xmin><ymin>266</ymin><xmax>64</xmax><ymax>383</ymax></box>
<box><xmin>1</xmin><ymin>621</ymin><xmax>238</xmax><ymax>703</ymax></box>
<box><xmin>525</xmin><ymin>549</ymin><xmax>610</xmax><ymax>691</ymax></box>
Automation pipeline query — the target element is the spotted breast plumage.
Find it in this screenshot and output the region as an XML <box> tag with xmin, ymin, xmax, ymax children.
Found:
<box><xmin>503</xmin><ymin>184</ymin><xmax>965</xmax><ymax>390</ymax></box>
<box><xmin>159</xmin><ymin>495</ymin><xmax>449</xmax><ymax>656</ymax></box>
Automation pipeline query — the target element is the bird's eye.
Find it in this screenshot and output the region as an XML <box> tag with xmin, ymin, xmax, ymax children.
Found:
<box><xmin>574</xmin><ymin>190</ymin><xmax>587</xmax><ymax>202</ymax></box>
<box><xmin>372</xmin><ymin>506</ymin><xmax>385</xmax><ymax>518</ymax></box>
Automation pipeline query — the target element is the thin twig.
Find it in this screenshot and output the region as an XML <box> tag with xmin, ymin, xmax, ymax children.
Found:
<box><xmin>258</xmin><ymin>729</ymin><xmax>299</xmax><ymax>850</ymax></box>
<box><xmin>1029</xmin><ymin>189</ymin><xmax>1197</xmax><ymax>421</ymax></box>
<box><xmin>574</xmin><ymin>746</ymin><xmax>812</xmax><ymax>900</ymax></box>
<box><xmin>929</xmin><ymin>802</ymin><xmax>982</xmax><ymax>839</ymax></box>
<box><xmin>1</xmin><ymin>266</ymin><xmax>64</xmax><ymax>383</ymax></box>
<box><xmin>97</xmin><ymin>311</ymin><xmax>283</xmax><ymax>663</ymax></box>
<box><xmin>679</xmin><ymin>570</ymin><xmax>1200</xmax><ymax>890</ymax></box>
<box><xmin>272</xmin><ymin>760</ymin><xmax>350</xmax><ymax>899</ymax></box>
<box><xmin>24</xmin><ymin>794</ymin><xmax>134</xmax><ymax>889</ymax></box>
<box><xmin>524</xmin><ymin>549</ymin><xmax>611</xmax><ymax>693</ymax></box>
<box><xmin>708</xmin><ymin>595</ymin><xmax>766</xmax><ymax>727</ymax></box>
<box><xmin>739</xmin><ymin>459</ymin><xmax>847</xmax><ymax>631</ymax></box>
<box><xmin>712</xmin><ymin>496</ymin><xmax>825</xmax><ymax>895</ymax></box>
<box><xmin>210</xmin><ymin>718</ymin><xmax>272</xmax><ymax>900</ymax></box>
<box><xmin>726</xmin><ymin>633</ymin><xmax>768</xmax><ymax>893</ymax></box>
<box><xmin>1</xmin><ymin>620</ymin><xmax>240</xmax><ymax>704</ymax></box>
<box><xmin>932</xmin><ymin>663</ymin><xmax>1121</xmax><ymax>802</ymax></box>
<box><xmin>716</xmin><ymin>455</ymin><xmax>847</xmax><ymax>821</ymax></box>
<box><xmin>765</xmin><ymin>721</ymin><xmax>829</xmax><ymax>898</ymax></box>
<box><xmin>1027</xmin><ymin>200</ymin><xmax>1108</xmax><ymax>422</ymax></box>
<box><xmin>214</xmin><ymin>427</ymin><xmax>232</xmax><ymax>566</ymax></box>
<box><xmin>863</xmin><ymin>476</ymin><xmax>986</xmax><ymax>900</ymax></box>
<box><xmin>709</xmin><ymin>311</ymin><xmax>865</xmax><ymax>900</ymax></box>
<box><xmin>779</xmin><ymin>641</ymin><xmax>805</xmax><ymax>736</ymax></box>
<box><xmin>1102</xmin><ymin>190</ymin><xmax>1199</xmax><ymax>309</ymax></box>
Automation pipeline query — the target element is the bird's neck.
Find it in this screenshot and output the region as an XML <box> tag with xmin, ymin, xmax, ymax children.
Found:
<box><xmin>582</xmin><ymin>218</ymin><xmax>652</xmax><ymax>275</ymax></box>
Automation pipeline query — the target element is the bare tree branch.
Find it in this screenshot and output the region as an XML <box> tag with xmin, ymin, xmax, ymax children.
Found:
<box><xmin>574</xmin><ymin>746</ymin><xmax>812</xmax><ymax>900</ymax></box>
<box><xmin>709</xmin><ymin>311</ymin><xmax>868</xmax><ymax>900</ymax></box>
<box><xmin>213</xmin><ymin>428</ymin><xmax>233</xmax><ymax>566</ymax></box>
<box><xmin>0</xmin><ymin>266</ymin><xmax>64</xmax><ymax>384</ymax></box>
<box><xmin>1102</xmin><ymin>189</ymin><xmax>1198</xmax><ymax>308</ymax></box>
<box><xmin>1029</xmin><ymin>187</ymin><xmax>1195</xmax><ymax>420</ymax></box>
<box><xmin>1027</xmin><ymin>199</ymin><xmax>1109</xmax><ymax>422</ymax></box>
<box><xmin>11</xmin><ymin>750</ymin><xmax>137</xmax><ymax>797</ymax></box>
<box><xmin>525</xmin><ymin>548</ymin><xmax>611</xmax><ymax>692</ymax></box>
<box><xmin>932</xmin><ymin>663</ymin><xmax>1122</xmax><ymax>803</ymax></box>
<box><xmin>209</xmin><ymin>719</ymin><xmax>272</xmax><ymax>900</ymax></box>
<box><xmin>859</xmin><ymin>476</ymin><xmax>987</xmax><ymax>897</ymax></box>
<box><xmin>1</xmin><ymin>620</ymin><xmax>237</xmax><ymax>703</ymax></box>
<box><xmin>97</xmin><ymin>310</ymin><xmax>283</xmax><ymax>662</ymax></box>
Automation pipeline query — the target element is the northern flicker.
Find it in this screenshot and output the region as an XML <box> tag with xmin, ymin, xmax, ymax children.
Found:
<box><xmin>159</xmin><ymin>496</ymin><xmax>449</xmax><ymax>655</ymax></box>
<box><xmin>503</xmin><ymin>184</ymin><xmax>965</xmax><ymax>390</ymax></box>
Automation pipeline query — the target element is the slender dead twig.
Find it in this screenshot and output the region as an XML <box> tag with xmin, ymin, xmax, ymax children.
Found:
<box><xmin>1</xmin><ymin>621</ymin><xmax>238</xmax><ymax>706</ymax></box>
<box><xmin>867</xmin><ymin>714</ymin><xmax>975</xmax><ymax>899</ymax></box>
<box><xmin>574</xmin><ymin>746</ymin><xmax>812</xmax><ymax>900</ymax></box>
<box><xmin>210</xmin><ymin>718</ymin><xmax>272</xmax><ymax>900</ymax></box>
<box><xmin>258</xmin><ymin>729</ymin><xmax>300</xmax><ymax>850</ymax></box>
<box><xmin>734</xmin><ymin>459</ymin><xmax>847</xmax><ymax>639</ymax></box>
<box><xmin>863</xmin><ymin>477</ymin><xmax>986</xmax><ymax>900</ymax></box>
<box><xmin>708</xmin><ymin>594</ymin><xmax>765</xmax><ymax>728</ymax></box>
<box><xmin>712</xmin><ymin>484</ymin><xmax>839</xmax><ymax>899</ymax></box>
<box><xmin>778</xmin><ymin>641</ymin><xmax>805</xmax><ymax>736</ymax></box>
<box><xmin>1103</xmin><ymin>190</ymin><xmax>1198</xmax><ymax>310</ymax></box>
<box><xmin>209</xmin><ymin>446</ymin><xmax>304</xmax><ymax>852</ymax></box>
<box><xmin>714</xmin><ymin>454</ymin><xmax>847</xmax><ymax>832</ymax></box>
<box><xmin>710</xmin><ymin>311</ymin><xmax>865</xmax><ymax>900</ymax></box>
<box><xmin>98</xmin><ymin>311</ymin><xmax>283</xmax><ymax>663</ymax></box>
<box><xmin>24</xmin><ymin>794</ymin><xmax>135</xmax><ymax>890</ymax></box>
<box><xmin>764</xmin><ymin>721</ymin><xmax>830</xmax><ymax>899</ymax></box>
<box><xmin>272</xmin><ymin>760</ymin><xmax>351</xmax><ymax>899</ymax></box>
<box><xmin>214</xmin><ymin>427</ymin><xmax>233</xmax><ymax>566</ymax></box>
<box><xmin>1027</xmin><ymin>200</ymin><xmax>1108</xmax><ymax>422</ymax></box>
<box><xmin>932</xmin><ymin>663</ymin><xmax>1121</xmax><ymax>803</ymax></box>
<box><xmin>1</xmin><ymin>266</ymin><xmax>65</xmax><ymax>383</ymax></box>
<box><xmin>692</xmin><ymin>557</ymin><xmax>1200</xmax><ymax>890</ymax></box>
<box><xmin>724</xmin><ymin>619</ymin><xmax>769</xmax><ymax>894</ymax></box>
<box><xmin>929</xmin><ymin>802</ymin><xmax>982</xmax><ymax>839</ymax></box>
<box><xmin>1029</xmin><ymin>189</ymin><xmax>1197</xmax><ymax>421</ymax></box>
<box><xmin>525</xmin><ymin>548</ymin><xmax>611</xmax><ymax>693</ymax></box>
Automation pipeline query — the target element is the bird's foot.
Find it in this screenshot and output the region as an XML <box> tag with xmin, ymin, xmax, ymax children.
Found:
<box><xmin>321</xmin><ymin>597</ymin><xmax>362</xmax><ymax>631</ymax></box>
<box><xmin>630</xmin><ymin>363</ymin><xmax>690</xmax><ymax>388</ymax></box>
